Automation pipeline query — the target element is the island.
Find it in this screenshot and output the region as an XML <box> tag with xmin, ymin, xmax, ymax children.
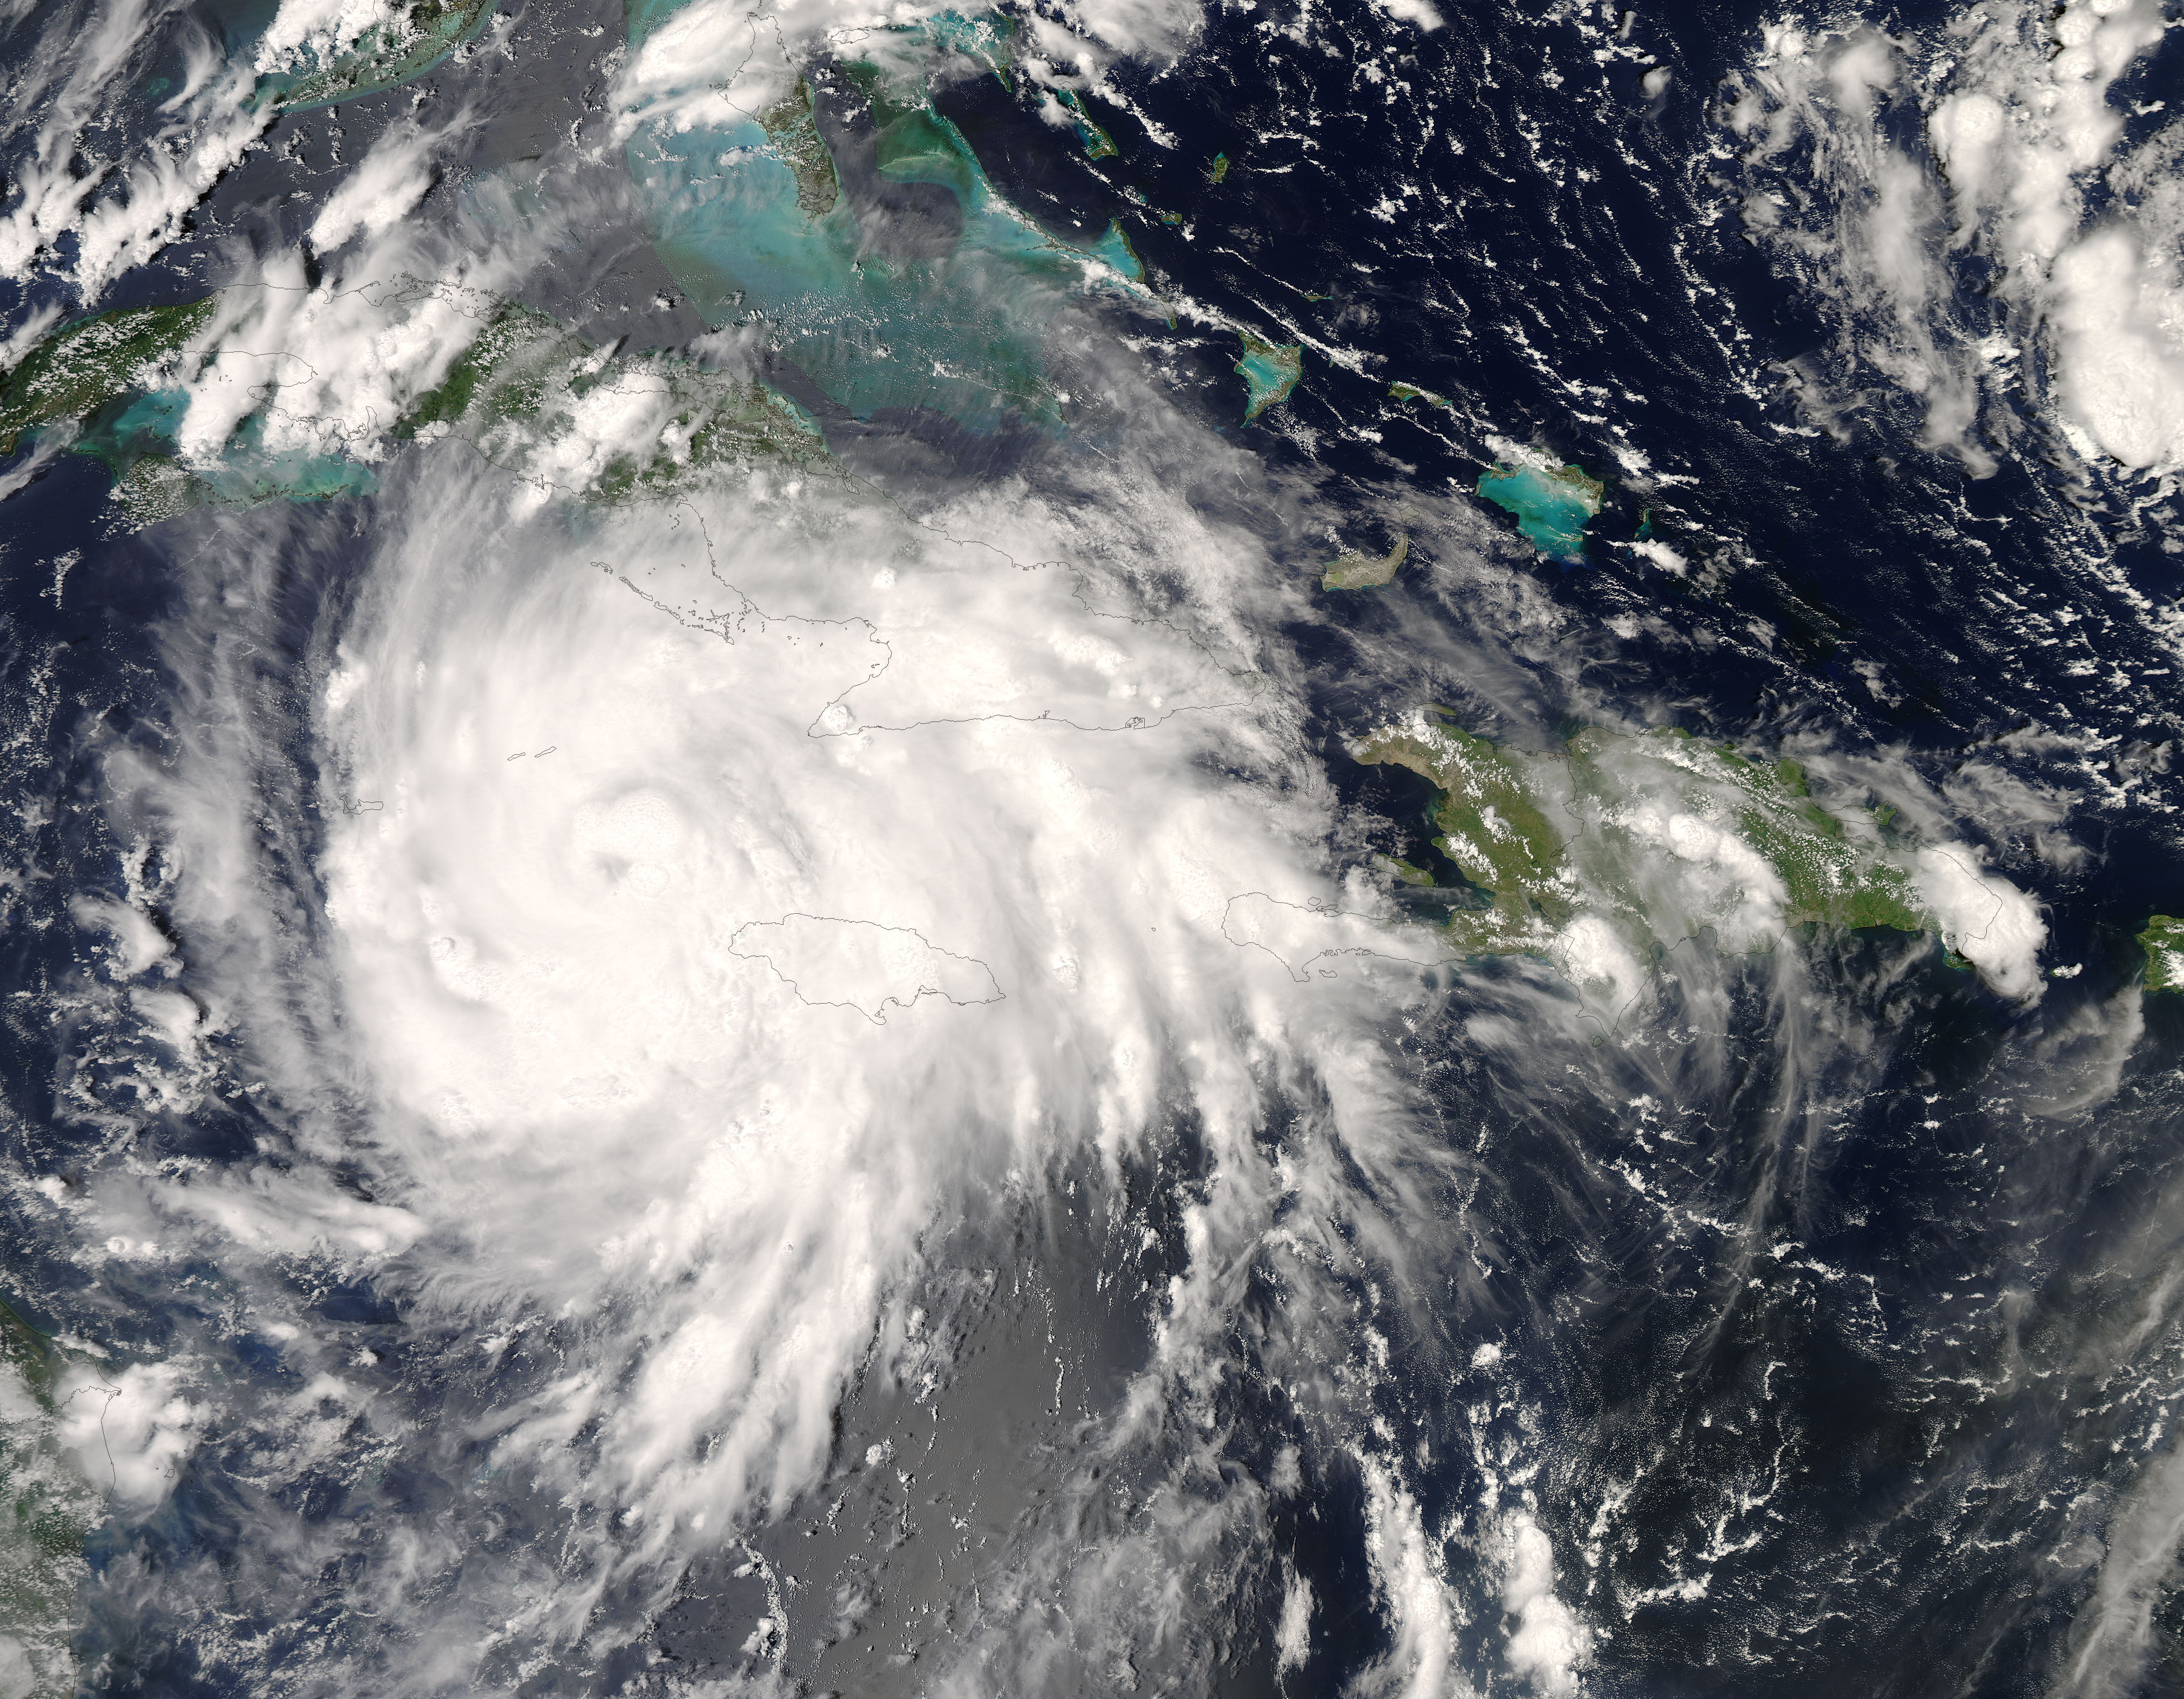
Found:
<box><xmin>1055</xmin><ymin>89</ymin><xmax>1117</xmax><ymax>159</ymax></box>
<box><xmin>0</xmin><ymin>289</ymin><xmax>831</xmax><ymax>522</ymax></box>
<box><xmin>1322</xmin><ymin>535</ymin><xmax>1409</xmax><ymax>590</ymax></box>
<box><xmin>0</xmin><ymin>300</ymin><xmax>215</xmax><ymax>458</ymax></box>
<box><xmin>2140</xmin><ymin>916</ymin><xmax>2184</xmax><ymax>991</ymax></box>
<box><xmin>1477</xmin><ymin>454</ymin><xmax>1605</xmax><ymax>562</ymax></box>
<box><xmin>759</xmin><ymin>79</ymin><xmax>842</xmax><ymax>217</ymax></box>
<box><xmin>628</xmin><ymin>27</ymin><xmax>1164</xmax><ymax>434</ymax></box>
<box><xmin>1353</xmin><ymin>712</ymin><xmax>1928</xmax><ymax>970</ymax></box>
<box><xmin>729</xmin><ymin>916</ymin><xmax>1002</xmax><ymax>1023</ymax></box>
<box><xmin>254</xmin><ymin>0</ymin><xmax>500</xmax><ymax>110</ymax></box>
<box><xmin>1236</xmin><ymin>333</ymin><xmax>1303</xmax><ymax>422</ymax></box>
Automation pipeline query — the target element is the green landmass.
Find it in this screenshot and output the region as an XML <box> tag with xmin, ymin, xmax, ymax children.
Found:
<box><xmin>1477</xmin><ymin>456</ymin><xmax>1605</xmax><ymax>562</ymax></box>
<box><xmin>1090</xmin><ymin>221</ymin><xmax>1142</xmax><ymax>282</ymax></box>
<box><xmin>1389</xmin><ymin>381</ymin><xmax>1450</xmax><ymax>407</ymax></box>
<box><xmin>0</xmin><ymin>1299</ymin><xmax>96</xmax><ymax>1698</ymax></box>
<box><xmin>1121</xmin><ymin>184</ymin><xmax>1181</xmax><ymax>227</ymax></box>
<box><xmin>1211</xmin><ymin>153</ymin><xmax>1231</xmax><ymax>183</ymax></box>
<box><xmin>2138</xmin><ymin>916</ymin><xmax>2184</xmax><ymax>991</ymax></box>
<box><xmin>1055</xmin><ymin>89</ymin><xmax>1117</xmax><ymax>159</ymax></box>
<box><xmin>1323</xmin><ymin>535</ymin><xmax>1408</xmax><ymax>590</ymax></box>
<box><xmin>0</xmin><ymin>300</ymin><xmax>214</xmax><ymax>453</ymax></box>
<box><xmin>1355</xmin><ymin>715</ymin><xmax>1929</xmax><ymax>965</ymax></box>
<box><xmin>0</xmin><ymin>289</ymin><xmax>829</xmax><ymax>522</ymax></box>
<box><xmin>397</xmin><ymin>303</ymin><xmax>829</xmax><ymax>499</ymax></box>
<box><xmin>254</xmin><ymin>0</ymin><xmax>498</xmax><ymax>110</ymax></box>
<box><xmin>0</xmin><ymin>291</ymin><xmax>387</xmax><ymax>518</ymax></box>
<box><xmin>1609</xmin><ymin>731</ymin><xmax>1926</xmax><ymax>932</ymax></box>
<box><xmin>1355</xmin><ymin>721</ymin><xmax>1572</xmax><ymax>955</ymax></box>
<box><xmin>0</xmin><ymin>298</ymin><xmax>362</xmax><ymax>520</ymax></box>
<box><xmin>630</xmin><ymin>30</ymin><xmax>1155</xmax><ymax>435</ymax></box>
<box><xmin>1235</xmin><ymin>333</ymin><xmax>1302</xmax><ymax>422</ymax></box>
<box><xmin>396</xmin><ymin>302</ymin><xmax>570</xmax><ymax>438</ymax></box>
<box><xmin>760</xmin><ymin>79</ymin><xmax>841</xmax><ymax>217</ymax></box>
<box><xmin>1377</xmin><ymin>854</ymin><xmax>1437</xmax><ymax>887</ymax></box>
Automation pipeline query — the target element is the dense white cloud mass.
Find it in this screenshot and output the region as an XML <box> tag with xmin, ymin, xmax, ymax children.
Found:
<box><xmin>0</xmin><ymin>0</ymin><xmax>265</xmax><ymax>296</ymax></box>
<box><xmin>727</xmin><ymin>914</ymin><xmax>1004</xmax><ymax>1019</ymax></box>
<box><xmin>1912</xmin><ymin>845</ymin><xmax>2048</xmax><ymax>1001</ymax></box>
<box><xmin>306</xmin><ymin>120</ymin><xmax>451</xmax><ymax>254</ymax></box>
<box><xmin>55</xmin><ymin>1362</ymin><xmax>201</xmax><ymax>1510</ymax></box>
<box><xmin>254</xmin><ymin>0</ymin><xmax>410</xmax><ymax>76</ymax></box>
<box><xmin>81</xmin><ymin>402</ymin><xmax>1583</xmax><ymax>1683</ymax></box>
<box><xmin>1502</xmin><ymin>1511</ymin><xmax>1588</xmax><ymax>1696</ymax></box>
<box><xmin>2048</xmin><ymin>227</ymin><xmax>2184</xmax><ymax>473</ymax></box>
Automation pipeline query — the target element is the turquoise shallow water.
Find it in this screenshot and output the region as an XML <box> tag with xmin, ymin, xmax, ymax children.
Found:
<box><xmin>88</xmin><ymin>387</ymin><xmax>192</xmax><ymax>463</ymax></box>
<box><xmin>75</xmin><ymin>388</ymin><xmax>377</xmax><ymax>504</ymax></box>
<box><xmin>1477</xmin><ymin>462</ymin><xmax>1600</xmax><ymax>561</ymax></box>
<box><xmin>624</xmin><ymin>32</ymin><xmax>1146</xmax><ymax>433</ymax></box>
<box><xmin>201</xmin><ymin>416</ymin><xmax>379</xmax><ymax>501</ymax></box>
<box><xmin>1234</xmin><ymin>339</ymin><xmax>1301</xmax><ymax>421</ymax></box>
<box><xmin>246</xmin><ymin>0</ymin><xmax>501</xmax><ymax>112</ymax></box>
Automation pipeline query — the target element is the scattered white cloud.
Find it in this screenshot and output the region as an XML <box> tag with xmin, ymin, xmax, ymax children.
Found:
<box><xmin>1725</xmin><ymin>0</ymin><xmax>2184</xmax><ymax>473</ymax></box>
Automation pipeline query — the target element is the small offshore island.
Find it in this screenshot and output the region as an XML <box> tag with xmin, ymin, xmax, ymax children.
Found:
<box><xmin>254</xmin><ymin>0</ymin><xmax>500</xmax><ymax>109</ymax></box>
<box><xmin>1477</xmin><ymin>456</ymin><xmax>1605</xmax><ymax>562</ymax></box>
<box><xmin>0</xmin><ymin>13</ymin><xmax>1168</xmax><ymax>518</ymax></box>
<box><xmin>1235</xmin><ymin>333</ymin><xmax>1303</xmax><ymax>421</ymax></box>
<box><xmin>1384</xmin><ymin>385</ymin><xmax>1605</xmax><ymax>562</ymax></box>
<box><xmin>1323</xmin><ymin>535</ymin><xmax>1408</xmax><ymax>589</ymax></box>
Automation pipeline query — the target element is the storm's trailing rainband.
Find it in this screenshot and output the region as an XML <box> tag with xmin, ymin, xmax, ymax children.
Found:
<box><xmin>1</xmin><ymin>0</ymin><xmax>2183</xmax><ymax>1694</ymax></box>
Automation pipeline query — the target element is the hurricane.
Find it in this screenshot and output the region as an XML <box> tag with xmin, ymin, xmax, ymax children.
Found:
<box><xmin>2</xmin><ymin>0</ymin><xmax>2183</xmax><ymax>1692</ymax></box>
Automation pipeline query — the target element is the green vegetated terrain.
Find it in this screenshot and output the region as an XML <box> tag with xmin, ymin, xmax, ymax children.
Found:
<box><xmin>923</xmin><ymin>8</ymin><xmax>1016</xmax><ymax>85</ymax></box>
<box><xmin>0</xmin><ymin>1299</ymin><xmax>96</xmax><ymax>1699</ymax></box>
<box><xmin>1054</xmin><ymin>89</ymin><xmax>1116</xmax><ymax>158</ymax></box>
<box><xmin>0</xmin><ymin>300</ymin><xmax>215</xmax><ymax>454</ymax></box>
<box><xmin>1356</xmin><ymin>719</ymin><xmax>1572</xmax><ymax>956</ymax></box>
<box><xmin>0</xmin><ymin>297</ymin><xmax>294</xmax><ymax>524</ymax></box>
<box><xmin>1354</xmin><ymin>714</ymin><xmax>1929</xmax><ymax>962</ymax></box>
<box><xmin>0</xmin><ymin>292</ymin><xmax>375</xmax><ymax>519</ymax></box>
<box><xmin>628</xmin><ymin>16</ymin><xmax>1158</xmax><ymax>436</ymax></box>
<box><xmin>0</xmin><ymin>289</ymin><xmax>831</xmax><ymax>522</ymax></box>
<box><xmin>760</xmin><ymin>79</ymin><xmax>842</xmax><ymax>217</ymax></box>
<box><xmin>397</xmin><ymin>304</ymin><xmax>832</xmax><ymax>497</ymax></box>
<box><xmin>2139</xmin><ymin>916</ymin><xmax>2184</xmax><ymax>991</ymax></box>
<box><xmin>0</xmin><ymin>6</ymin><xmax>1158</xmax><ymax>518</ymax></box>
